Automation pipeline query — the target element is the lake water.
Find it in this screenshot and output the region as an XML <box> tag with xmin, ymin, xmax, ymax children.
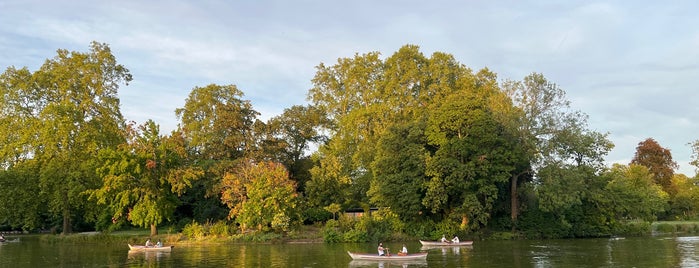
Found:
<box><xmin>0</xmin><ymin>234</ymin><xmax>697</xmax><ymax>267</ymax></box>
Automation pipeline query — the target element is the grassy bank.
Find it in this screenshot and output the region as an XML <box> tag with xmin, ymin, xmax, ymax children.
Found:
<box><xmin>39</xmin><ymin>225</ymin><xmax>323</xmax><ymax>245</ymax></box>
<box><xmin>652</xmin><ymin>221</ymin><xmax>699</xmax><ymax>235</ymax></box>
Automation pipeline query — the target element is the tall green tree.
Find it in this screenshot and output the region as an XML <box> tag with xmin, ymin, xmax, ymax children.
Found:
<box><xmin>501</xmin><ymin>73</ymin><xmax>612</xmax><ymax>226</ymax></box>
<box><xmin>422</xmin><ymin>80</ymin><xmax>520</xmax><ymax>231</ymax></box>
<box><xmin>175</xmin><ymin>84</ymin><xmax>262</xmax><ymax>222</ymax></box>
<box><xmin>90</xmin><ymin>120</ymin><xmax>203</xmax><ymax>235</ymax></box>
<box><xmin>631</xmin><ymin>138</ymin><xmax>678</xmax><ymax>194</ymax></box>
<box><xmin>0</xmin><ymin>42</ymin><xmax>130</xmax><ymax>233</ymax></box>
<box><xmin>307</xmin><ymin>45</ymin><xmax>475</xmax><ymax>210</ymax></box>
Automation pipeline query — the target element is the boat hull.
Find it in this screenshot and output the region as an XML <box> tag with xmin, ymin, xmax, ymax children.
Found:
<box><xmin>128</xmin><ymin>244</ymin><xmax>174</xmax><ymax>252</ymax></box>
<box><xmin>347</xmin><ymin>251</ymin><xmax>427</xmax><ymax>260</ymax></box>
<box><xmin>419</xmin><ymin>240</ymin><xmax>473</xmax><ymax>246</ymax></box>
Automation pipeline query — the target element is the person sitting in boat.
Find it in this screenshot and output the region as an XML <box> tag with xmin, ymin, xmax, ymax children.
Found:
<box><xmin>0</xmin><ymin>233</ymin><xmax>5</xmax><ymax>242</ymax></box>
<box><xmin>440</xmin><ymin>235</ymin><xmax>448</xmax><ymax>243</ymax></box>
<box><xmin>156</xmin><ymin>239</ymin><xmax>162</xmax><ymax>247</ymax></box>
<box><xmin>377</xmin><ymin>242</ymin><xmax>388</xmax><ymax>256</ymax></box>
<box><xmin>397</xmin><ymin>244</ymin><xmax>408</xmax><ymax>256</ymax></box>
<box><xmin>145</xmin><ymin>238</ymin><xmax>154</xmax><ymax>247</ymax></box>
<box><xmin>452</xmin><ymin>236</ymin><xmax>460</xmax><ymax>243</ymax></box>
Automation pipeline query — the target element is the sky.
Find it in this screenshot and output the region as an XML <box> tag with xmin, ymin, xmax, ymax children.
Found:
<box><xmin>1</xmin><ymin>1</ymin><xmax>698</xmax><ymax>175</ymax></box>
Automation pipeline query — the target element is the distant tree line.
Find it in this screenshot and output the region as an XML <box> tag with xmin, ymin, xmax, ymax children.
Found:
<box><xmin>1</xmin><ymin>42</ymin><xmax>698</xmax><ymax>240</ymax></box>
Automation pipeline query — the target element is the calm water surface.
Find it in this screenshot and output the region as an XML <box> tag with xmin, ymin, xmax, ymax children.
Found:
<box><xmin>0</xmin><ymin>235</ymin><xmax>698</xmax><ymax>267</ymax></box>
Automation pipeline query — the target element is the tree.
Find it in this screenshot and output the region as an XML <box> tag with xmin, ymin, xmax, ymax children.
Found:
<box><xmin>219</xmin><ymin>160</ymin><xmax>298</xmax><ymax>232</ymax></box>
<box><xmin>89</xmin><ymin>120</ymin><xmax>203</xmax><ymax>235</ymax></box>
<box><xmin>631</xmin><ymin>138</ymin><xmax>678</xmax><ymax>194</ymax></box>
<box><xmin>422</xmin><ymin>83</ymin><xmax>521</xmax><ymax>231</ymax></box>
<box><xmin>602</xmin><ymin>164</ymin><xmax>668</xmax><ymax>221</ymax></box>
<box><xmin>668</xmin><ymin>173</ymin><xmax>699</xmax><ymax>219</ymax></box>
<box><xmin>307</xmin><ymin>45</ymin><xmax>478</xmax><ymax>212</ymax></box>
<box><xmin>0</xmin><ymin>160</ymin><xmax>45</xmax><ymax>231</ymax></box>
<box><xmin>0</xmin><ymin>42</ymin><xmax>131</xmax><ymax>234</ymax></box>
<box><xmin>176</xmin><ymin>84</ymin><xmax>260</xmax><ymax>161</ymax></box>
<box><xmin>265</xmin><ymin>105</ymin><xmax>329</xmax><ymax>192</ymax></box>
<box><xmin>501</xmin><ymin>73</ymin><xmax>612</xmax><ymax>227</ymax></box>
<box><xmin>175</xmin><ymin>84</ymin><xmax>262</xmax><ymax>222</ymax></box>
<box><xmin>368</xmin><ymin>120</ymin><xmax>429</xmax><ymax>221</ymax></box>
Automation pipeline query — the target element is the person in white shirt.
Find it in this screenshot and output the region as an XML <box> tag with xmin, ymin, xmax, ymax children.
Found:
<box><xmin>378</xmin><ymin>242</ymin><xmax>387</xmax><ymax>256</ymax></box>
<box><xmin>398</xmin><ymin>244</ymin><xmax>408</xmax><ymax>256</ymax></box>
<box><xmin>452</xmin><ymin>236</ymin><xmax>460</xmax><ymax>243</ymax></box>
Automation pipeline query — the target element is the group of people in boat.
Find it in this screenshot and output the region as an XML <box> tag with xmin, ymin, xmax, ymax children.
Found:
<box><xmin>144</xmin><ymin>238</ymin><xmax>162</xmax><ymax>247</ymax></box>
<box><xmin>440</xmin><ymin>234</ymin><xmax>459</xmax><ymax>243</ymax></box>
<box><xmin>377</xmin><ymin>242</ymin><xmax>409</xmax><ymax>256</ymax></box>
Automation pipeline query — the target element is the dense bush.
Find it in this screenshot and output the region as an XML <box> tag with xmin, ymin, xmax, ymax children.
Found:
<box><xmin>321</xmin><ymin>219</ymin><xmax>341</xmax><ymax>243</ymax></box>
<box><xmin>181</xmin><ymin>221</ymin><xmax>206</xmax><ymax>239</ymax></box>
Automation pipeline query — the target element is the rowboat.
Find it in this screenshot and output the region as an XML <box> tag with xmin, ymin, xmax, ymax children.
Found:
<box><xmin>347</xmin><ymin>251</ymin><xmax>428</xmax><ymax>261</ymax></box>
<box><xmin>419</xmin><ymin>240</ymin><xmax>473</xmax><ymax>246</ymax></box>
<box><xmin>128</xmin><ymin>244</ymin><xmax>174</xmax><ymax>252</ymax></box>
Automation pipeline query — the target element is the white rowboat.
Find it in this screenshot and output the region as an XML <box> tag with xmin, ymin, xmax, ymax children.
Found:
<box><xmin>128</xmin><ymin>244</ymin><xmax>174</xmax><ymax>252</ymax></box>
<box><xmin>419</xmin><ymin>240</ymin><xmax>473</xmax><ymax>246</ymax></box>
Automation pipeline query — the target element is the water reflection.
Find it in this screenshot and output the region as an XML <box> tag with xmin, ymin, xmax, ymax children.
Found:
<box><xmin>676</xmin><ymin>236</ymin><xmax>699</xmax><ymax>267</ymax></box>
<box><xmin>126</xmin><ymin>250</ymin><xmax>172</xmax><ymax>267</ymax></box>
<box><xmin>348</xmin><ymin>259</ymin><xmax>428</xmax><ymax>267</ymax></box>
<box><xmin>420</xmin><ymin>245</ymin><xmax>471</xmax><ymax>255</ymax></box>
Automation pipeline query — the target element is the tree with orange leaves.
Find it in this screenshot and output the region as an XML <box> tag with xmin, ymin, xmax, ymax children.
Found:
<box><xmin>631</xmin><ymin>138</ymin><xmax>678</xmax><ymax>194</ymax></box>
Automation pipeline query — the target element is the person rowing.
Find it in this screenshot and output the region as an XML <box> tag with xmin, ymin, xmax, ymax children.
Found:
<box><xmin>378</xmin><ymin>242</ymin><xmax>389</xmax><ymax>256</ymax></box>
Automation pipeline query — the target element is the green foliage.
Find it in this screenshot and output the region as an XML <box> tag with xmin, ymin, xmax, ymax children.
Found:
<box><xmin>654</xmin><ymin>222</ymin><xmax>676</xmax><ymax>233</ymax></box>
<box><xmin>0</xmin><ymin>161</ymin><xmax>45</xmax><ymax>231</ymax></box>
<box><xmin>424</xmin><ymin>88</ymin><xmax>519</xmax><ymax>230</ymax></box>
<box><xmin>487</xmin><ymin>231</ymin><xmax>517</xmax><ymax>240</ymax></box>
<box><xmin>342</xmin><ymin>229</ymin><xmax>368</xmax><ymax>243</ymax></box>
<box><xmin>89</xmin><ymin>121</ymin><xmax>203</xmax><ymax>236</ymax></box>
<box><xmin>271</xmin><ymin>213</ymin><xmax>291</xmax><ymax>233</ymax></box>
<box><xmin>404</xmin><ymin>220</ymin><xmax>435</xmax><ymax>238</ymax></box>
<box><xmin>613</xmin><ymin>220</ymin><xmax>651</xmax><ymax>236</ymax></box>
<box><xmin>369</xmin><ymin>120</ymin><xmax>429</xmax><ymax>221</ymax></box>
<box><xmin>324</xmin><ymin>203</ymin><xmax>342</xmax><ymax>220</ymax></box>
<box><xmin>429</xmin><ymin>219</ymin><xmax>460</xmax><ymax>240</ymax></box>
<box><xmin>517</xmin><ymin>206</ymin><xmax>572</xmax><ymax>239</ymax></box>
<box><xmin>0</xmin><ymin>42</ymin><xmax>131</xmax><ymax>234</ymax></box>
<box><xmin>208</xmin><ymin>220</ymin><xmax>232</xmax><ymax>237</ymax></box>
<box><xmin>301</xmin><ymin>207</ymin><xmax>332</xmax><ymax>224</ymax></box>
<box><xmin>181</xmin><ymin>221</ymin><xmax>206</xmax><ymax>240</ymax></box>
<box><xmin>602</xmin><ymin>164</ymin><xmax>668</xmax><ymax>221</ymax></box>
<box><xmin>321</xmin><ymin>219</ymin><xmax>341</xmax><ymax>243</ymax></box>
<box><xmin>220</xmin><ymin>160</ymin><xmax>299</xmax><ymax>233</ymax></box>
<box><xmin>175</xmin><ymin>84</ymin><xmax>259</xmax><ymax>161</ymax></box>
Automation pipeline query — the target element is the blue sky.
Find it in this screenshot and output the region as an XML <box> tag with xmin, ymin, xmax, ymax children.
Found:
<box><xmin>1</xmin><ymin>1</ymin><xmax>698</xmax><ymax>175</ymax></box>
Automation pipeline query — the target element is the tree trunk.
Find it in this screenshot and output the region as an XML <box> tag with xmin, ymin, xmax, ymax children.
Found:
<box><xmin>62</xmin><ymin>209</ymin><xmax>72</xmax><ymax>235</ymax></box>
<box><xmin>510</xmin><ymin>174</ymin><xmax>519</xmax><ymax>233</ymax></box>
<box><xmin>62</xmin><ymin>191</ymin><xmax>72</xmax><ymax>235</ymax></box>
<box><xmin>150</xmin><ymin>223</ymin><xmax>158</xmax><ymax>236</ymax></box>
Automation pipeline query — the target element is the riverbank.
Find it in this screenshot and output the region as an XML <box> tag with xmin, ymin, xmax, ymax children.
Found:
<box><xmin>33</xmin><ymin>225</ymin><xmax>324</xmax><ymax>246</ymax></box>
<box><xmin>26</xmin><ymin>220</ymin><xmax>699</xmax><ymax>246</ymax></box>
